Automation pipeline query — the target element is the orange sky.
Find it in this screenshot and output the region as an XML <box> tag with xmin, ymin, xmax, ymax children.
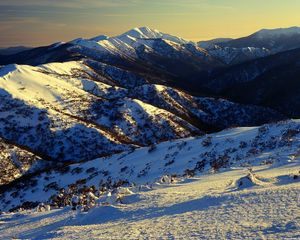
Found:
<box><xmin>0</xmin><ymin>0</ymin><xmax>300</xmax><ymax>47</ymax></box>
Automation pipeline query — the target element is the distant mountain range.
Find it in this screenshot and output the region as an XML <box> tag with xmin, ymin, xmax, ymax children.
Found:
<box><xmin>0</xmin><ymin>26</ymin><xmax>300</xmax><ymax>187</ymax></box>
<box><xmin>0</xmin><ymin>46</ymin><xmax>32</xmax><ymax>55</ymax></box>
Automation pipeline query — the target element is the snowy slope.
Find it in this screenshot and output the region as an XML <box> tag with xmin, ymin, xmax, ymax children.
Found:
<box><xmin>254</xmin><ymin>26</ymin><xmax>300</xmax><ymax>39</ymax></box>
<box><xmin>0</xmin><ymin>145</ymin><xmax>299</xmax><ymax>239</ymax></box>
<box><xmin>0</xmin><ymin>61</ymin><xmax>202</xmax><ymax>167</ymax></box>
<box><xmin>198</xmin><ymin>26</ymin><xmax>300</xmax><ymax>64</ymax></box>
<box><xmin>0</xmin><ymin>60</ymin><xmax>281</xmax><ymax>175</ymax></box>
<box><xmin>118</xmin><ymin>27</ymin><xmax>190</xmax><ymax>45</ymax></box>
<box><xmin>204</xmin><ymin>45</ymin><xmax>270</xmax><ymax>65</ymax></box>
<box><xmin>218</xmin><ymin>26</ymin><xmax>300</xmax><ymax>54</ymax></box>
<box><xmin>68</xmin><ymin>27</ymin><xmax>192</xmax><ymax>61</ymax></box>
<box><xmin>96</xmin><ymin>26</ymin><xmax>261</xmax><ymax>67</ymax></box>
<box><xmin>0</xmin><ymin>138</ymin><xmax>48</xmax><ymax>185</ymax></box>
<box><xmin>1</xmin><ymin>119</ymin><xmax>299</xmax><ymax>212</ymax></box>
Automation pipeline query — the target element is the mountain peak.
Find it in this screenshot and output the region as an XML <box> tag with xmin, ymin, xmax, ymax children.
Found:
<box><xmin>120</xmin><ymin>26</ymin><xmax>161</xmax><ymax>39</ymax></box>
<box><xmin>118</xmin><ymin>27</ymin><xmax>191</xmax><ymax>45</ymax></box>
<box><xmin>89</xmin><ymin>35</ymin><xmax>109</xmax><ymax>42</ymax></box>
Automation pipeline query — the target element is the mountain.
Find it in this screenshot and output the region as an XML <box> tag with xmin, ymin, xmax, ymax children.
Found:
<box><xmin>0</xmin><ymin>26</ymin><xmax>300</xmax><ymax>238</ymax></box>
<box><xmin>0</xmin><ymin>26</ymin><xmax>289</xmax><ymax>96</ymax></box>
<box><xmin>0</xmin><ymin>60</ymin><xmax>283</xmax><ymax>185</ymax></box>
<box><xmin>218</xmin><ymin>26</ymin><xmax>300</xmax><ymax>53</ymax></box>
<box><xmin>0</xmin><ymin>138</ymin><xmax>49</xmax><ymax>185</ymax></box>
<box><xmin>198</xmin><ymin>38</ymin><xmax>233</xmax><ymax>48</ymax></box>
<box><xmin>118</xmin><ymin>27</ymin><xmax>190</xmax><ymax>45</ymax></box>
<box><xmin>4</xmin><ymin>26</ymin><xmax>300</xmax><ymax>186</ymax></box>
<box><xmin>0</xmin><ymin>43</ymin><xmax>82</xmax><ymax>66</ymax></box>
<box><xmin>201</xmin><ymin>45</ymin><xmax>270</xmax><ymax>65</ymax></box>
<box><xmin>198</xmin><ymin>26</ymin><xmax>300</xmax><ymax>65</ymax></box>
<box><xmin>0</xmin><ymin>46</ymin><xmax>31</xmax><ymax>55</ymax></box>
<box><xmin>207</xmin><ymin>47</ymin><xmax>300</xmax><ymax>117</ymax></box>
<box><xmin>0</xmin><ymin>27</ymin><xmax>225</xmax><ymax>93</ymax></box>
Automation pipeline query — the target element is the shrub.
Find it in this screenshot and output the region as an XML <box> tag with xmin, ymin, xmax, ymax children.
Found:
<box><xmin>202</xmin><ymin>136</ymin><xmax>212</xmax><ymax>147</ymax></box>
<box><xmin>165</xmin><ymin>159</ymin><xmax>175</xmax><ymax>166</ymax></box>
<box><xmin>239</xmin><ymin>141</ymin><xmax>247</xmax><ymax>149</ymax></box>
<box><xmin>71</xmin><ymin>167</ymin><xmax>83</xmax><ymax>175</ymax></box>
<box><xmin>86</xmin><ymin>167</ymin><xmax>97</xmax><ymax>174</ymax></box>
<box><xmin>148</xmin><ymin>144</ymin><xmax>157</xmax><ymax>153</ymax></box>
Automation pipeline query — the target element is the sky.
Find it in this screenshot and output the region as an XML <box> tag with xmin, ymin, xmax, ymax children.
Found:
<box><xmin>0</xmin><ymin>0</ymin><xmax>300</xmax><ymax>47</ymax></box>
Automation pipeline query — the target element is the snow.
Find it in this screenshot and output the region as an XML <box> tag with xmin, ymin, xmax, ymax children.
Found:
<box><xmin>1</xmin><ymin>119</ymin><xmax>300</xmax><ymax>212</ymax></box>
<box><xmin>0</xmin><ymin>161</ymin><xmax>299</xmax><ymax>239</ymax></box>
<box><xmin>89</xmin><ymin>35</ymin><xmax>109</xmax><ymax>42</ymax></box>
<box><xmin>204</xmin><ymin>45</ymin><xmax>270</xmax><ymax>64</ymax></box>
<box><xmin>1</xmin><ymin>25</ymin><xmax>300</xmax><ymax>239</ymax></box>
<box><xmin>118</xmin><ymin>27</ymin><xmax>190</xmax><ymax>45</ymax></box>
<box><xmin>0</xmin><ymin>61</ymin><xmax>93</xmax><ymax>104</ymax></box>
<box><xmin>66</xmin><ymin>26</ymin><xmax>294</xmax><ymax>66</ymax></box>
<box><xmin>67</xmin><ymin>27</ymin><xmax>195</xmax><ymax>61</ymax></box>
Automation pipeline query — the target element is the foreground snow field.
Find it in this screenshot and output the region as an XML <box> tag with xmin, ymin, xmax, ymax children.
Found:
<box><xmin>0</xmin><ymin>161</ymin><xmax>299</xmax><ymax>239</ymax></box>
<box><xmin>2</xmin><ymin>119</ymin><xmax>300</xmax><ymax>212</ymax></box>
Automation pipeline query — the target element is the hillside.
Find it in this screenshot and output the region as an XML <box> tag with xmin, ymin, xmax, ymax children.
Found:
<box><xmin>1</xmin><ymin>119</ymin><xmax>299</xmax><ymax>212</ymax></box>
<box><xmin>0</xmin><ymin>137</ymin><xmax>299</xmax><ymax>239</ymax></box>
<box><xmin>0</xmin><ymin>60</ymin><xmax>283</xmax><ymax>185</ymax></box>
<box><xmin>0</xmin><ymin>25</ymin><xmax>300</xmax><ymax>239</ymax></box>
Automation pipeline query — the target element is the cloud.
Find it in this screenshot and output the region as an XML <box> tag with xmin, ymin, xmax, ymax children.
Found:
<box><xmin>0</xmin><ymin>0</ymin><xmax>137</xmax><ymax>8</ymax></box>
<box><xmin>0</xmin><ymin>0</ymin><xmax>234</xmax><ymax>10</ymax></box>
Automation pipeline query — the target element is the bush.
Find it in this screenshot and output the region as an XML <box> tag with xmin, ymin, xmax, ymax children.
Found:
<box><xmin>148</xmin><ymin>144</ymin><xmax>157</xmax><ymax>153</ymax></box>
<box><xmin>202</xmin><ymin>136</ymin><xmax>212</xmax><ymax>147</ymax></box>
<box><xmin>71</xmin><ymin>167</ymin><xmax>83</xmax><ymax>175</ymax></box>
<box><xmin>86</xmin><ymin>167</ymin><xmax>97</xmax><ymax>174</ymax></box>
<box><xmin>239</xmin><ymin>141</ymin><xmax>247</xmax><ymax>149</ymax></box>
<box><xmin>183</xmin><ymin>169</ymin><xmax>195</xmax><ymax>178</ymax></box>
<box><xmin>44</xmin><ymin>182</ymin><xmax>60</xmax><ymax>192</ymax></box>
<box><xmin>165</xmin><ymin>159</ymin><xmax>175</xmax><ymax>166</ymax></box>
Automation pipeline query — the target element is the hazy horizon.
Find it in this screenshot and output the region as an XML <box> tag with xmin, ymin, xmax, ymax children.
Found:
<box><xmin>0</xmin><ymin>0</ymin><xmax>300</xmax><ymax>47</ymax></box>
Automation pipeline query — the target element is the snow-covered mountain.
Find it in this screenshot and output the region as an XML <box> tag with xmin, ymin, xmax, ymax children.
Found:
<box><xmin>202</xmin><ymin>45</ymin><xmax>270</xmax><ymax>65</ymax></box>
<box><xmin>3</xmin><ymin>26</ymin><xmax>300</xmax><ymax>186</ymax></box>
<box><xmin>198</xmin><ymin>38</ymin><xmax>233</xmax><ymax>49</ymax></box>
<box><xmin>0</xmin><ymin>138</ymin><xmax>48</xmax><ymax>186</ymax></box>
<box><xmin>1</xmin><ymin>26</ymin><xmax>299</xmax><ymax>97</ymax></box>
<box><xmin>207</xmin><ymin>47</ymin><xmax>300</xmax><ymax>117</ymax></box>
<box><xmin>216</xmin><ymin>26</ymin><xmax>300</xmax><ymax>54</ymax></box>
<box><xmin>118</xmin><ymin>27</ymin><xmax>190</xmax><ymax>45</ymax></box>
<box><xmin>69</xmin><ymin>27</ymin><xmax>192</xmax><ymax>61</ymax></box>
<box><xmin>0</xmin><ymin>26</ymin><xmax>300</xmax><ymax>238</ymax></box>
<box><xmin>0</xmin><ymin>60</ymin><xmax>283</xmax><ymax>185</ymax></box>
<box><xmin>198</xmin><ymin>26</ymin><xmax>300</xmax><ymax>64</ymax></box>
<box><xmin>69</xmin><ymin>26</ymin><xmax>276</xmax><ymax>66</ymax></box>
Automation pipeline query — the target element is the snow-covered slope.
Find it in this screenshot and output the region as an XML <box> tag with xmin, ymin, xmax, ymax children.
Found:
<box><xmin>198</xmin><ymin>26</ymin><xmax>300</xmax><ymax>64</ymax></box>
<box><xmin>254</xmin><ymin>26</ymin><xmax>300</xmax><ymax>39</ymax></box>
<box><xmin>69</xmin><ymin>27</ymin><xmax>192</xmax><ymax>60</ymax></box>
<box><xmin>0</xmin><ymin>60</ymin><xmax>282</xmax><ymax>165</ymax></box>
<box><xmin>203</xmin><ymin>45</ymin><xmax>270</xmax><ymax>65</ymax></box>
<box><xmin>118</xmin><ymin>27</ymin><xmax>190</xmax><ymax>45</ymax></box>
<box><xmin>1</xmin><ymin>162</ymin><xmax>298</xmax><ymax>239</ymax></box>
<box><xmin>217</xmin><ymin>26</ymin><xmax>300</xmax><ymax>54</ymax></box>
<box><xmin>0</xmin><ymin>138</ymin><xmax>48</xmax><ymax>185</ymax></box>
<box><xmin>0</xmin><ymin>61</ymin><xmax>199</xmax><ymax>165</ymax></box>
<box><xmin>1</xmin><ymin>119</ymin><xmax>299</xmax><ymax>212</ymax></box>
<box><xmin>198</xmin><ymin>38</ymin><xmax>233</xmax><ymax>48</ymax></box>
<box><xmin>0</xmin><ymin>25</ymin><xmax>299</xmax><ymax>237</ymax></box>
